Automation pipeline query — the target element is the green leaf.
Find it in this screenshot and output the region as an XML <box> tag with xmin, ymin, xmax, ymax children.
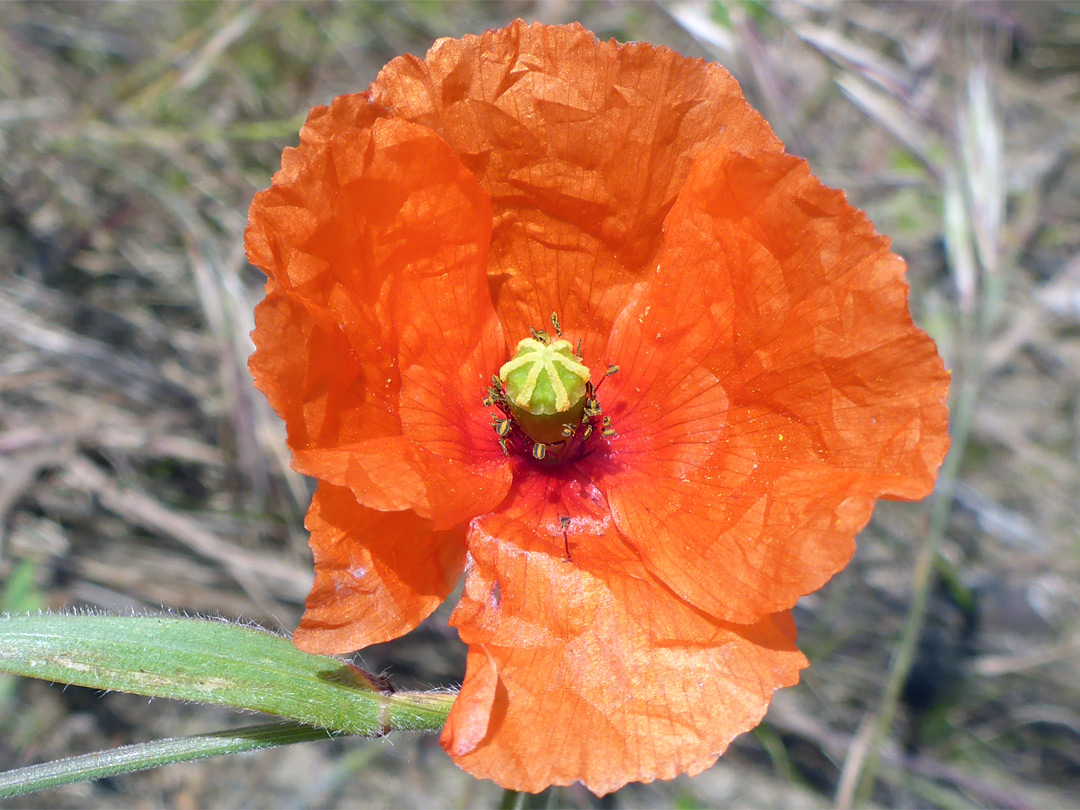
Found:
<box><xmin>0</xmin><ymin>721</ymin><xmax>338</xmax><ymax>799</ymax></box>
<box><xmin>0</xmin><ymin>563</ymin><xmax>44</xmax><ymax>704</ymax></box>
<box><xmin>0</xmin><ymin>613</ymin><xmax>455</xmax><ymax>734</ymax></box>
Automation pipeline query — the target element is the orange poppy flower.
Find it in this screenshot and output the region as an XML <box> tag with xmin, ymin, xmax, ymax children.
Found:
<box><xmin>246</xmin><ymin>20</ymin><xmax>950</xmax><ymax>796</ymax></box>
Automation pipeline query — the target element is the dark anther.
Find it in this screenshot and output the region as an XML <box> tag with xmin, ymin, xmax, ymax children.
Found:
<box><xmin>606</xmin><ymin>364</ymin><xmax>619</xmax><ymax>376</ymax></box>
<box><xmin>550</xmin><ymin>312</ymin><xmax>562</xmax><ymax>336</ymax></box>
<box><xmin>532</xmin><ymin>443</ymin><xmax>547</xmax><ymax>461</ymax></box>
<box><xmin>530</xmin><ymin>327</ymin><xmax>550</xmax><ymax>345</ymax></box>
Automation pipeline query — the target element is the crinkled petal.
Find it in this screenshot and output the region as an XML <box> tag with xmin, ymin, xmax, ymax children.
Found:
<box><xmin>599</xmin><ymin>146</ymin><xmax>950</xmax><ymax>622</ymax></box>
<box><xmin>250</xmin><ymin>288</ymin><xmax>425</xmax><ymax>512</ymax></box>
<box><xmin>293</xmin><ymin>483</ymin><xmax>466</xmax><ymax>653</ymax></box>
<box><xmin>247</xmin><ymin>113</ymin><xmax>511</xmax><ymax>528</ymax></box>
<box><xmin>441</xmin><ymin>474</ymin><xmax>806</xmax><ymax>795</ymax></box>
<box><xmin>367</xmin><ymin>20</ymin><xmax>782</xmax><ymax>361</ymax></box>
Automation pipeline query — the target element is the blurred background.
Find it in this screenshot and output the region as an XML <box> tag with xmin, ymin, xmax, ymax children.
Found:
<box><xmin>1</xmin><ymin>1</ymin><xmax>1078</xmax><ymax>807</ymax></box>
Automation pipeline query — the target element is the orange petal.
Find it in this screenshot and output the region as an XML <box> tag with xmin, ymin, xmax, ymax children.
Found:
<box><xmin>247</xmin><ymin>113</ymin><xmax>511</xmax><ymax>528</ymax></box>
<box><xmin>250</xmin><ymin>288</ymin><xmax>425</xmax><ymax>512</ymax></box>
<box><xmin>369</xmin><ymin>20</ymin><xmax>782</xmax><ymax>358</ymax></box>
<box><xmin>293</xmin><ymin>483</ymin><xmax>466</xmax><ymax>653</ymax></box>
<box><xmin>598</xmin><ymin>146</ymin><xmax>950</xmax><ymax>622</ymax></box>
<box><xmin>441</xmin><ymin>477</ymin><xmax>806</xmax><ymax>795</ymax></box>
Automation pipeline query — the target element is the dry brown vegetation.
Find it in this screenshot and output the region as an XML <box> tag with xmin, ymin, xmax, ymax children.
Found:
<box><xmin>1</xmin><ymin>1</ymin><xmax>1078</xmax><ymax>807</ymax></box>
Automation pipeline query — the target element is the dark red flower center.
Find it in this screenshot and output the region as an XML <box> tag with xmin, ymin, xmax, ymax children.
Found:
<box><xmin>485</xmin><ymin>316</ymin><xmax>616</xmax><ymax>465</ymax></box>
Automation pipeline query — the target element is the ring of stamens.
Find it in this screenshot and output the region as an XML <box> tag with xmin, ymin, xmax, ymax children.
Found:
<box><xmin>485</xmin><ymin>314</ymin><xmax>618</xmax><ymax>465</ymax></box>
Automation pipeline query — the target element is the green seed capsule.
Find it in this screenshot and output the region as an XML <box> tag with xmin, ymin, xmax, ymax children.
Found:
<box><xmin>499</xmin><ymin>336</ymin><xmax>591</xmax><ymax>445</ymax></box>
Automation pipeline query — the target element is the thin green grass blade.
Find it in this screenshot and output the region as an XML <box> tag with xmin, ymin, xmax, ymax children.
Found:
<box><xmin>0</xmin><ymin>613</ymin><xmax>455</xmax><ymax>733</ymax></box>
<box><xmin>0</xmin><ymin>721</ymin><xmax>340</xmax><ymax>799</ymax></box>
